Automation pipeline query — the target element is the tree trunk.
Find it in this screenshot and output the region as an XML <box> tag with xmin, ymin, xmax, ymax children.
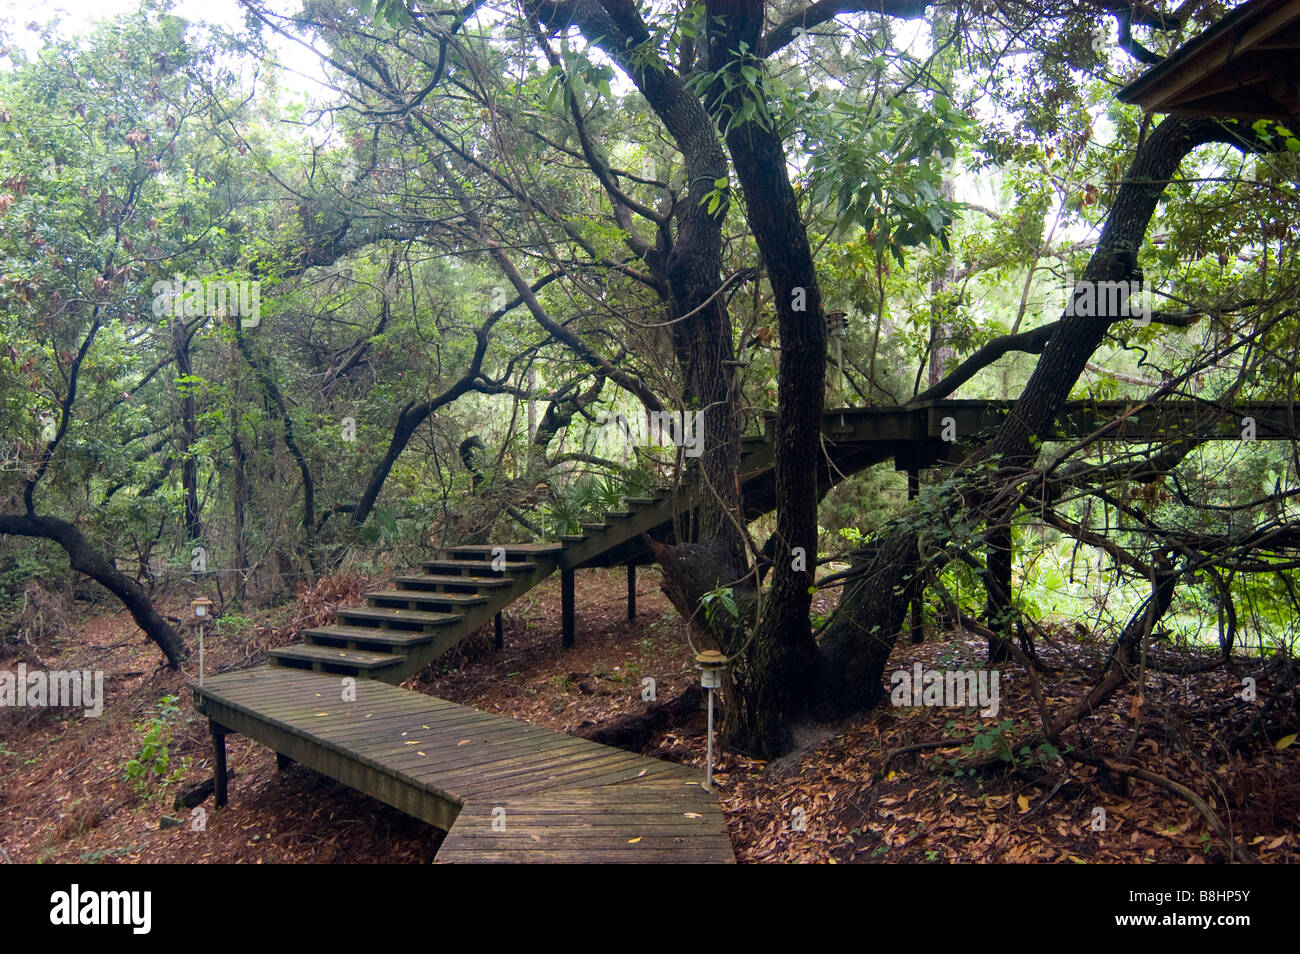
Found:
<box><xmin>0</xmin><ymin>513</ymin><xmax>188</xmax><ymax>666</ymax></box>
<box><xmin>928</xmin><ymin>178</ymin><xmax>959</xmax><ymax>388</ymax></box>
<box><xmin>927</xmin><ymin>10</ymin><xmax>959</xmax><ymax>389</ymax></box>
<box><xmin>173</xmin><ymin>321</ymin><xmax>202</xmax><ymax>543</ymax></box>
<box><xmin>985</xmin><ymin>522</ymin><xmax>1013</xmax><ymax>662</ymax></box>
<box><xmin>529</xmin><ymin>0</ymin><xmax>745</xmax><ymax>568</ymax></box>
<box><xmin>232</xmin><ymin>406</ymin><xmax>249</xmax><ymax>605</ymax></box>
<box><xmin>703</xmin><ymin>0</ymin><xmax>824</xmax><ymax>756</ymax></box>
<box><xmin>235</xmin><ymin>331</ymin><xmax>318</xmax><ymax>574</ymax></box>
<box><xmin>816</xmin><ymin>115</ymin><xmax>1264</xmax><ymax>718</ymax></box>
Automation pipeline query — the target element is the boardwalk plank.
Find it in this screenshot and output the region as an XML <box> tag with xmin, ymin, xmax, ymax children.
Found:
<box><xmin>192</xmin><ymin>668</ymin><xmax>734</xmax><ymax>864</ymax></box>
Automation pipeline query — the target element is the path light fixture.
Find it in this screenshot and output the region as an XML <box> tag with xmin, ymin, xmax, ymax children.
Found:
<box><xmin>192</xmin><ymin>597</ymin><xmax>212</xmax><ymax>686</ymax></box>
<box><xmin>694</xmin><ymin>650</ymin><xmax>729</xmax><ymax>791</ymax></box>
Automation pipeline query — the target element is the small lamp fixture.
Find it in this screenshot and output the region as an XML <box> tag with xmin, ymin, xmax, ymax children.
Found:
<box><xmin>694</xmin><ymin>650</ymin><xmax>729</xmax><ymax>790</ymax></box>
<box><xmin>191</xmin><ymin>597</ymin><xmax>213</xmax><ymax>686</ymax></box>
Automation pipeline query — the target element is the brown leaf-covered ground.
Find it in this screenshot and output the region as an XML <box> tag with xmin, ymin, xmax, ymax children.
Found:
<box><xmin>1</xmin><ymin>568</ymin><xmax>1296</xmax><ymax>864</ymax></box>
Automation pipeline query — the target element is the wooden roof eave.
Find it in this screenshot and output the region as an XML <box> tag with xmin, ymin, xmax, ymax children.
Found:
<box><xmin>1117</xmin><ymin>0</ymin><xmax>1300</xmax><ymax>120</ymax></box>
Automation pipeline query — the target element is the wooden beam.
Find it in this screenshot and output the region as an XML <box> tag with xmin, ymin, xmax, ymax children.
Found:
<box><xmin>561</xmin><ymin>568</ymin><xmax>576</xmax><ymax>648</ymax></box>
<box><xmin>276</xmin><ymin>752</ymin><xmax>293</xmax><ymax>772</ymax></box>
<box><xmin>627</xmin><ymin>565</ymin><xmax>637</xmax><ymax>620</ymax></box>
<box><xmin>494</xmin><ymin>611</ymin><xmax>504</xmax><ymax>651</ymax></box>
<box><xmin>211</xmin><ymin>720</ymin><xmax>229</xmax><ymax>808</ymax></box>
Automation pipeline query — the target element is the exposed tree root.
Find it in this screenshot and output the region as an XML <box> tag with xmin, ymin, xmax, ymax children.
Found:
<box><xmin>1063</xmin><ymin>751</ymin><xmax>1258</xmax><ymax>864</ymax></box>
<box><xmin>575</xmin><ymin>684</ymin><xmax>704</xmax><ymax>753</ymax></box>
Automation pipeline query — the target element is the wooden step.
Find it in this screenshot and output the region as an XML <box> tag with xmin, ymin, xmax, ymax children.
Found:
<box><xmin>559</xmin><ymin>534</ymin><xmax>587</xmax><ymax>542</ymax></box>
<box><xmin>392</xmin><ymin>575</ymin><xmax>513</xmax><ymax>591</ymax></box>
<box><xmin>268</xmin><ymin>645</ymin><xmax>405</xmax><ymax>673</ymax></box>
<box><xmin>444</xmin><ymin>544</ymin><xmax>563</xmax><ymax>561</ymax></box>
<box><xmin>624</xmin><ymin>497</ymin><xmax>666</xmax><ymax>506</ymax></box>
<box><xmin>365</xmin><ymin>590</ymin><xmax>489</xmax><ymax>609</ymax></box>
<box><xmin>420</xmin><ymin>559</ymin><xmax>537</xmax><ymax>576</ymax></box>
<box><xmin>303</xmin><ymin>626</ymin><xmax>438</xmax><ymax>650</ymax></box>
<box><xmin>336</xmin><ymin>607</ymin><xmax>464</xmax><ymax>629</ymax></box>
<box><xmin>604</xmin><ymin>511</ymin><xmax>633</xmax><ymax>520</ymax></box>
<box><xmin>580</xmin><ymin>523</ymin><xmax>610</xmax><ymax>533</ymax></box>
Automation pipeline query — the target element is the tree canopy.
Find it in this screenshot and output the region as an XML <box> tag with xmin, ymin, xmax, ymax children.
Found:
<box><xmin>2</xmin><ymin>0</ymin><xmax>1298</xmax><ymax>763</ymax></box>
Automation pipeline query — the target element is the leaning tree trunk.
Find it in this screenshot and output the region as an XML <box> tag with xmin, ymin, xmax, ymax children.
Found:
<box><xmin>700</xmin><ymin>0</ymin><xmax>825</xmax><ymax>757</ymax></box>
<box><xmin>643</xmin><ymin>57</ymin><xmax>746</xmax><ymax>568</ymax></box>
<box><xmin>235</xmin><ymin>329</ymin><xmax>320</xmax><ymax>575</ymax></box>
<box><xmin>0</xmin><ymin>513</ymin><xmax>189</xmax><ymax>666</ymax></box>
<box><xmin>816</xmin><ymin>115</ymin><xmax>1262</xmax><ymax>718</ymax></box>
<box><xmin>522</xmin><ymin>7</ymin><xmax>759</xmax><ymax>763</ymax></box>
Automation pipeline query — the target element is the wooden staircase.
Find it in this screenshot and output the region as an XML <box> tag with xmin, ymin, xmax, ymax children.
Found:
<box><xmin>268</xmin><ymin>544</ymin><xmax>565</xmax><ymax>682</ymax></box>
<box><xmin>188</xmin><ymin>413</ymin><xmax>909</xmax><ymax>862</ymax></box>
<box><xmin>263</xmin><ymin>425</ymin><xmax>902</xmax><ymax>682</ymax></box>
<box><xmin>189</xmin><ymin>401</ymin><xmax>1299</xmax><ymax>860</ymax></box>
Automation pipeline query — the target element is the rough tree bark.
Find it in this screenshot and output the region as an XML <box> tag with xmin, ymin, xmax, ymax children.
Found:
<box><xmin>701</xmin><ymin>0</ymin><xmax>825</xmax><ymax>755</ymax></box>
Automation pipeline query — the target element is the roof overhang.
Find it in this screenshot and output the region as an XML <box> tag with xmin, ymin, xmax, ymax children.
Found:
<box><xmin>1117</xmin><ymin>0</ymin><xmax>1300</xmax><ymax>121</ymax></box>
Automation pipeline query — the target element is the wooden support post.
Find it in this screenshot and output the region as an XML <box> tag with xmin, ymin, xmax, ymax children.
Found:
<box><xmin>494</xmin><ymin>611</ymin><xmax>504</xmax><ymax>651</ymax></box>
<box><xmin>626</xmin><ymin>564</ymin><xmax>637</xmax><ymax>621</ymax></box>
<box><xmin>276</xmin><ymin>752</ymin><xmax>292</xmax><ymax>772</ymax></box>
<box><xmin>211</xmin><ymin>720</ymin><xmax>229</xmax><ymax>808</ymax></box>
<box><xmin>561</xmin><ymin>568</ymin><xmax>575</xmax><ymax>649</ymax></box>
<box><xmin>908</xmin><ymin>467</ymin><xmax>924</xmax><ymax>644</ymax></box>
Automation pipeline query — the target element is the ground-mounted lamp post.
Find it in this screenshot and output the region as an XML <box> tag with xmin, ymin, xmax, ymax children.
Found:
<box><xmin>191</xmin><ymin>597</ymin><xmax>212</xmax><ymax>686</ymax></box>
<box><xmin>695</xmin><ymin>650</ymin><xmax>729</xmax><ymax>791</ymax></box>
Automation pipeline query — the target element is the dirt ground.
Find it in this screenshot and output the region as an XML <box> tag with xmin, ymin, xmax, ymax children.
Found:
<box><xmin>1</xmin><ymin>567</ymin><xmax>1296</xmax><ymax>864</ymax></box>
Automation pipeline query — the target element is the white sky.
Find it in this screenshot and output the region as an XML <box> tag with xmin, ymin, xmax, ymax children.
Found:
<box><xmin>2</xmin><ymin>0</ymin><xmax>333</xmax><ymax>100</ymax></box>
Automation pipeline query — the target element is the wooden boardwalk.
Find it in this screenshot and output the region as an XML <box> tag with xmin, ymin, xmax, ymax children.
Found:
<box><xmin>254</xmin><ymin>400</ymin><xmax>1300</xmax><ymax>685</ymax></box>
<box><xmin>191</xmin><ymin>667</ymin><xmax>734</xmax><ymax>863</ymax></box>
<box><xmin>188</xmin><ymin>399</ymin><xmax>1297</xmax><ymax>861</ymax></box>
